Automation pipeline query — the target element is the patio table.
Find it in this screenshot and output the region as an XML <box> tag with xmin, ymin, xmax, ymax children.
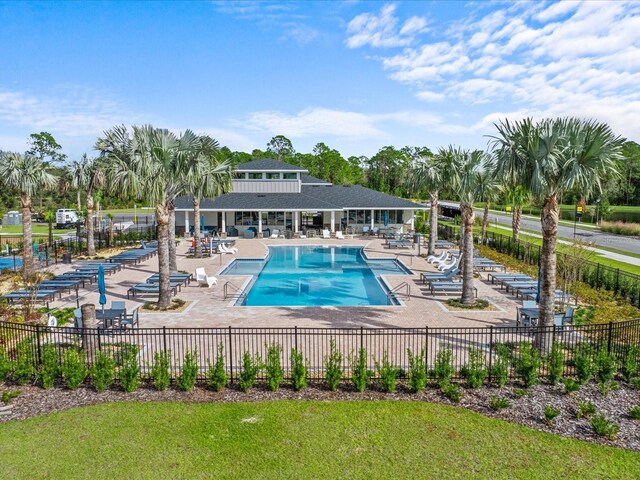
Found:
<box><xmin>96</xmin><ymin>308</ymin><xmax>126</xmax><ymax>328</ymax></box>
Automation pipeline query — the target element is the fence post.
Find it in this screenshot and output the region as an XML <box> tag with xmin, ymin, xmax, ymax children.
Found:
<box><xmin>294</xmin><ymin>325</ymin><xmax>298</xmax><ymax>352</ymax></box>
<box><xmin>360</xmin><ymin>326</ymin><xmax>364</xmax><ymax>352</ymax></box>
<box><xmin>425</xmin><ymin>326</ymin><xmax>429</xmax><ymax>377</ymax></box>
<box><xmin>607</xmin><ymin>321</ymin><xmax>613</xmax><ymax>354</ymax></box>
<box><xmin>487</xmin><ymin>326</ymin><xmax>493</xmax><ymax>385</ymax></box>
<box><xmin>615</xmin><ymin>269</ymin><xmax>620</xmax><ymax>294</ymax></box>
<box><xmin>162</xmin><ymin>326</ymin><xmax>167</xmax><ymax>354</ymax></box>
<box><xmin>228</xmin><ymin>326</ymin><xmax>233</xmax><ymax>383</ymax></box>
<box><xmin>35</xmin><ymin>324</ymin><xmax>43</xmax><ymax>368</ymax></box>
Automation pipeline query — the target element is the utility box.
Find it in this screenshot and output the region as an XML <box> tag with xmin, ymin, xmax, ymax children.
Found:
<box><xmin>2</xmin><ymin>211</ymin><xmax>22</xmax><ymax>226</ymax></box>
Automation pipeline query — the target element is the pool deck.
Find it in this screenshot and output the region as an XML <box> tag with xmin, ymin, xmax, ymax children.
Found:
<box><xmin>42</xmin><ymin>236</ymin><xmax>521</xmax><ymax>329</ymax></box>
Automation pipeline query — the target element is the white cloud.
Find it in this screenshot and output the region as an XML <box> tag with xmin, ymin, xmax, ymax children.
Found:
<box><xmin>345</xmin><ymin>1</ymin><xmax>640</xmax><ymax>141</ymax></box>
<box><xmin>346</xmin><ymin>3</ymin><xmax>428</xmax><ymax>48</ymax></box>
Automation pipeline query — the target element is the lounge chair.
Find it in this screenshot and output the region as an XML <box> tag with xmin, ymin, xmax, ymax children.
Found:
<box><xmin>127</xmin><ymin>283</ymin><xmax>179</xmax><ymax>298</ymax></box>
<box><xmin>195</xmin><ymin>267</ymin><xmax>217</xmax><ymax>288</ymax></box>
<box><xmin>322</xmin><ymin>229</ymin><xmax>331</xmax><ymax>239</ymax></box>
<box><xmin>421</xmin><ymin>268</ymin><xmax>459</xmax><ymax>285</ymax></box>
<box><xmin>335</xmin><ymin>231</ymin><xmax>345</xmax><ymax>240</ymax></box>
<box><xmin>219</xmin><ymin>243</ymin><xmax>238</xmax><ymax>254</ymax></box>
<box><xmin>270</xmin><ymin>229</ymin><xmax>279</xmax><ymax>239</ymax></box>
<box><xmin>430</xmin><ymin>282</ymin><xmax>477</xmax><ymax>298</ymax></box>
<box><xmin>427</xmin><ymin>251</ymin><xmax>447</xmax><ymax>264</ymax></box>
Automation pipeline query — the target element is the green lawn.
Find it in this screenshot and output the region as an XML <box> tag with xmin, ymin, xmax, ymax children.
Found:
<box><xmin>0</xmin><ymin>225</ymin><xmax>74</xmax><ymax>236</ymax></box>
<box><xmin>0</xmin><ymin>400</ymin><xmax>638</xmax><ymax>479</ymax></box>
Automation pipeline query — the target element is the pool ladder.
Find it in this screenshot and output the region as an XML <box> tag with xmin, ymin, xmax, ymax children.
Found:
<box><xmin>387</xmin><ymin>282</ymin><xmax>410</xmax><ymax>304</ymax></box>
<box><xmin>223</xmin><ymin>281</ymin><xmax>247</xmax><ymax>301</ymax></box>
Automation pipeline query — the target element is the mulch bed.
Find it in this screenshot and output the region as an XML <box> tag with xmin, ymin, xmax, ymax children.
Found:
<box><xmin>1</xmin><ymin>381</ymin><xmax>639</xmax><ymax>452</ymax></box>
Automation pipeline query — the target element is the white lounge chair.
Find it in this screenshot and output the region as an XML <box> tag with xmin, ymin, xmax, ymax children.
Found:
<box><xmin>322</xmin><ymin>229</ymin><xmax>331</xmax><ymax>239</ymax></box>
<box><xmin>335</xmin><ymin>231</ymin><xmax>345</xmax><ymax>240</ymax></box>
<box><xmin>428</xmin><ymin>251</ymin><xmax>447</xmax><ymax>264</ymax></box>
<box><xmin>270</xmin><ymin>229</ymin><xmax>279</xmax><ymax>239</ymax></box>
<box><xmin>218</xmin><ymin>243</ymin><xmax>238</xmax><ymax>254</ymax></box>
<box><xmin>195</xmin><ymin>267</ymin><xmax>217</xmax><ymax>288</ymax></box>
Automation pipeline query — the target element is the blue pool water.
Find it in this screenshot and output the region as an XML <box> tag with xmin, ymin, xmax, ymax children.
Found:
<box><xmin>0</xmin><ymin>256</ymin><xmax>22</xmax><ymax>270</ymax></box>
<box><xmin>221</xmin><ymin>246</ymin><xmax>411</xmax><ymax>307</ymax></box>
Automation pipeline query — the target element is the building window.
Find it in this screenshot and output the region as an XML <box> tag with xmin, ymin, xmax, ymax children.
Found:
<box><xmin>266</xmin><ymin>172</ymin><xmax>281</xmax><ymax>180</ymax></box>
<box><xmin>234</xmin><ymin>172</ymin><xmax>246</xmax><ymax>179</ymax></box>
<box><xmin>283</xmin><ymin>173</ymin><xmax>297</xmax><ymax>180</ymax></box>
<box><xmin>396</xmin><ymin>210</ymin><xmax>404</xmax><ymax>223</ymax></box>
<box><xmin>248</xmin><ymin>172</ymin><xmax>263</xmax><ymax>180</ymax></box>
<box><xmin>234</xmin><ymin>212</ymin><xmax>260</xmax><ymax>225</ymax></box>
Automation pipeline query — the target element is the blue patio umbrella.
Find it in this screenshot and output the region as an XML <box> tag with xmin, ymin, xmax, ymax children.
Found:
<box><xmin>383</xmin><ymin>211</ymin><xmax>389</xmax><ymax>227</ymax></box>
<box><xmin>201</xmin><ymin>214</ymin><xmax>205</xmax><ymax>233</ymax></box>
<box><xmin>97</xmin><ymin>265</ymin><xmax>107</xmax><ymax>312</ymax></box>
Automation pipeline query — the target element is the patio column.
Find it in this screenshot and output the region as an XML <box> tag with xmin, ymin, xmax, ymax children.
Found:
<box><xmin>370</xmin><ymin>209</ymin><xmax>374</xmax><ymax>230</ymax></box>
<box><xmin>184</xmin><ymin>210</ymin><xmax>190</xmax><ymax>235</ymax></box>
<box><xmin>294</xmin><ymin>212</ymin><xmax>299</xmax><ymax>232</ymax></box>
<box><xmin>330</xmin><ymin>211</ymin><xmax>335</xmax><ymax>233</ymax></box>
<box><xmin>221</xmin><ymin>212</ymin><xmax>226</xmax><ymax>233</ymax></box>
<box><xmin>409</xmin><ymin>209</ymin><xmax>415</xmax><ymax>232</ymax></box>
<box><xmin>258</xmin><ymin>211</ymin><xmax>262</xmax><ymax>234</ymax></box>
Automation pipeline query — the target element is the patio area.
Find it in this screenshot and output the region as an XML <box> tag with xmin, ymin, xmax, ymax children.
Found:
<box><xmin>41</xmin><ymin>235</ymin><xmax>521</xmax><ymax>329</ymax></box>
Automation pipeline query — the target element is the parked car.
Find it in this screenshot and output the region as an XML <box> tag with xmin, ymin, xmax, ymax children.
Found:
<box><xmin>55</xmin><ymin>209</ymin><xmax>79</xmax><ymax>229</ymax></box>
<box><xmin>31</xmin><ymin>212</ymin><xmax>45</xmax><ymax>223</ymax></box>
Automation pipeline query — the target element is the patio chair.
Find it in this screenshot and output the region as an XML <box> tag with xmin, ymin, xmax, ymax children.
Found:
<box><xmin>270</xmin><ymin>229</ymin><xmax>279</xmax><ymax>239</ymax></box>
<box><xmin>73</xmin><ymin>308</ymin><xmax>83</xmax><ymax>328</ymax></box>
<box><xmin>298</xmin><ymin>230</ymin><xmax>307</xmax><ymax>239</ymax></box>
<box><xmin>564</xmin><ymin>306</ymin><xmax>575</xmax><ymax>325</ymax></box>
<box><xmin>335</xmin><ymin>231</ymin><xmax>345</xmax><ymax>240</ymax></box>
<box><xmin>111</xmin><ymin>301</ymin><xmax>127</xmax><ymax>315</ymax></box>
<box><xmin>427</xmin><ymin>251</ymin><xmax>447</xmax><ymax>264</ymax></box>
<box><xmin>322</xmin><ymin>229</ymin><xmax>331</xmax><ymax>239</ymax></box>
<box><xmin>120</xmin><ymin>308</ymin><xmax>139</xmax><ymax>329</ymax></box>
<box><xmin>362</xmin><ymin>226</ymin><xmax>370</xmax><ymax>235</ymax></box>
<box><xmin>371</xmin><ymin>227</ymin><xmax>379</xmax><ymax>236</ymax></box>
<box><xmin>518</xmin><ymin>300</ymin><xmax>538</xmax><ymax>323</ymax></box>
<box><xmin>195</xmin><ymin>267</ymin><xmax>217</xmax><ymax>288</ymax></box>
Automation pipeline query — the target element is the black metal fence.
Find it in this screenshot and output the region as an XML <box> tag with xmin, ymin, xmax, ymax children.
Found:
<box><xmin>1</xmin><ymin>319</ymin><xmax>639</xmax><ymax>384</ymax></box>
<box><xmin>0</xmin><ymin>225</ymin><xmax>157</xmax><ymax>271</ymax></box>
<box><xmin>438</xmin><ymin>224</ymin><xmax>640</xmax><ymax>308</ymax></box>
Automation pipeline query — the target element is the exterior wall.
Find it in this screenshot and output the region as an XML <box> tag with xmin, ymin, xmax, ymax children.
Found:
<box><xmin>231</xmin><ymin>179</ymin><xmax>300</xmax><ymax>193</ymax></box>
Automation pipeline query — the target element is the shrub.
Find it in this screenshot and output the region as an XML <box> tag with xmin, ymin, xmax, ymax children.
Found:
<box><xmin>375</xmin><ymin>352</ymin><xmax>400</xmax><ymax>393</ymax></box>
<box><xmin>512</xmin><ymin>388</ymin><xmax>528</xmax><ymax>398</ymax></box>
<box><xmin>492</xmin><ymin>344</ymin><xmax>511</xmax><ymax>388</ymax></box>
<box><xmin>13</xmin><ymin>340</ymin><xmax>34</xmax><ymax>385</ymax></box>
<box><xmin>574</xmin><ymin>343</ymin><xmax>595</xmax><ymax>384</ymax></box>
<box><xmin>621</xmin><ymin>346</ymin><xmax>640</xmax><ymax>382</ymax></box>
<box><xmin>591</xmin><ymin>414</ymin><xmax>619</xmax><ymax>439</ymax></box>
<box><xmin>119</xmin><ymin>349</ymin><xmax>140</xmax><ymax>393</ymax></box>
<box><xmin>561</xmin><ymin>378</ymin><xmax>581</xmax><ymax>394</ymax></box>
<box><xmin>38</xmin><ymin>345</ymin><xmax>59</xmax><ymax>389</ymax></box>
<box><xmin>208</xmin><ymin>343</ymin><xmax>227</xmax><ymax>392</ymax></box>
<box><xmin>264</xmin><ymin>344</ymin><xmax>284</xmax><ymax>392</ymax></box>
<box><xmin>238</xmin><ymin>351</ymin><xmax>260</xmax><ymax>393</ymax></box>
<box><xmin>434</xmin><ymin>346</ymin><xmax>454</xmax><ymax>386</ymax></box>
<box><xmin>91</xmin><ymin>351</ymin><xmax>115</xmax><ymax>393</ymax></box>
<box><xmin>515</xmin><ymin>342</ymin><xmax>541</xmax><ymax>388</ymax></box>
<box><xmin>61</xmin><ymin>348</ymin><xmax>87</xmax><ymax>390</ymax></box>
<box><xmin>440</xmin><ymin>382</ymin><xmax>461</xmax><ymax>403</ymax></box>
<box><xmin>150</xmin><ymin>351</ymin><xmax>171</xmax><ymax>391</ymax></box>
<box><xmin>461</xmin><ymin>347</ymin><xmax>488</xmax><ymax>389</ymax></box>
<box><xmin>1</xmin><ymin>390</ymin><xmax>20</xmax><ymax>404</ymax></box>
<box><xmin>324</xmin><ymin>339</ymin><xmax>342</xmax><ymax>391</ymax></box>
<box><xmin>600</xmin><ymin>220</ymin><xmax>640</xmax><ymax>236</ymax></box>
<box><xmin>598</xmin><ymin>381</ymin><xmax>619</xmax><ymax>397</ymax></box>
<box><xmin>628</xmin><ymin>406</ymin><xmax>640</xmax><ymax>420</ymax></box>
<box><xmin>407</xmin><ymin>348</ymin><xmax>427</xmax><ymax>393</ymax></box>
<box><xmin>544</xmin><ymin>405</ymin><xmax>560</xmax><ymax>425</ymax></box>
<box><xmin>489</xmin><ymin>395</ymin><xmax>511</xmax><ymax>410</ymax></box>
<box><xmin>177</xmin><ymin>351</ymin><xmax>199</xmax><ymax>392</ymax></box>
<box><xmin>595</xmin><ymin>348</ymin><xmax>617</xmax><ymax>385</ymax></box>
<box><xmin>290</xmin><ymin>348</ymin><xmax>307</xmax><ymax>392</ymax></box>
<box><xmin>0</xmin><ymin>347</ymin><xmax>11</xmax><ymax>382</ymax></box>
<box><xmin>350</xmin><ymin>348</ymin><xmax>372</xmax><ymax>393</ymax></box>
<box><xmin>577</xmin><ymin>401</ymin><xmax>597</xmax><ymax>419</ymax></box>
<box><xmin>630</xmin><ymin>377</ymin><xmax>640</xmax><ymax>389</ymax></box>
<box><xmin>546</xmin><ymin>342</ymin><xmax>564</xmax><ymax>385</ymax></box>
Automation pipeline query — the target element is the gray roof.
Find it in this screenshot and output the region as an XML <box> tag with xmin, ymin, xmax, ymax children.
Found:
<box><xmin>300</xmin><ymin>173</ymin><xmax>332</xmax><ymax>185</ymax></box>
<box><xmin>235</xmin><ymin>158</ymin><xmax>307</xmax><ymax>172</ymax></box>
<box><xmin>175</xmin><ymin>185</ymin><xmax>421</xmax><ymax>211</ymax></box>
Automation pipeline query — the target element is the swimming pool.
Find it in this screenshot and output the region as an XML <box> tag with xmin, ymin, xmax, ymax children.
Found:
<box><xmin>221</xmin><ymin>245</ymin><xmax>411</xmax><ymax>307</ymax></box>
<box><xmin>0</xmin><ymin>256</ymin><xmax>21</xmax><ymax>271</ymax></box>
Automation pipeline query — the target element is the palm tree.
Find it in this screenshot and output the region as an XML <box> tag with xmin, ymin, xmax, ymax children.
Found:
<box><xmin>0</xmin><ymin>153</ymin><xmax>57</xmax><ymax>275</ymax></box>
<box><xmin>187</xmin><ymin>138</ymin><xmax>232</xmax><ymax>259</ymax></box>
<box><xmin>505</xmin><ymin>185</ymin><xmax>530</xmax><ymax>241</ymax></box>
<box><xmin>476</xmin><ymin>159</ymin><xmax>500</xmax><ymax>243</ymax></box>
<box><xmin>492</xmin><ymin>118</ymin><xmax>624</xmax><ymax>336</ymax></box>
<box><xmin>96</xmin><ymin>125</ymin><xmax>210</xmax><ymax>307</ymax></box>
<box><xmin>442</xmin><ymin>147</ymin><xmax>493</xmax><ymax>305</ymax></box>
<box><xmin>69</xmin><ymin>155</ymin><xmax>105</xmax><ymax>256</ymax></box>
<box><xmin>406</xmin><ymin>152</ymin><xmax>444</xmax><ymax>256</ymax></box>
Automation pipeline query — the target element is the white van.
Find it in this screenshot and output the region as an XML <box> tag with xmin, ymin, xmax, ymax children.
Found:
<box><xmin>55</xmin><ymin>209</ymin><xmax>79</xmax><ymax>229</ymax></box>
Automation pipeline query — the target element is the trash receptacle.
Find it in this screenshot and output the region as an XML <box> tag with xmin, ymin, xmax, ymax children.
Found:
<box><xmin>62</xmin><ymin>252</ymin><xmax>72</xmax><ymax>264</ymax></box>
<box><xmin>413</xmin><ymin>233</ymin><xmax>422</xmax><ymax>244</ymax></box>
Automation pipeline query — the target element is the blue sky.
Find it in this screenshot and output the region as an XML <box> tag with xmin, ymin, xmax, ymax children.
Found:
<box><xmin>0</xmin><ymin>1</ymin><xmax>638</xmax><ymax>159</ymax></box>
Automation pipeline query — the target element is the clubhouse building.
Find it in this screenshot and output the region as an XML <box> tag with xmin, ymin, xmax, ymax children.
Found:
<box><xmin>174</xmin><ymin>159</ymin><xmax>421</xmax><ymax>237</ymax></box>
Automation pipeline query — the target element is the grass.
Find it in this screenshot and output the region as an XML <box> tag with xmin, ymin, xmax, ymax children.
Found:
<box><xmin>1</xmin><ymin>400</ymin><xmax>639</xmax><ymax>479</ymax></box>
<box><xmin>0</xmin><ymin>225</ymin><xmax>74</xmax><ymax>236</ymax></box>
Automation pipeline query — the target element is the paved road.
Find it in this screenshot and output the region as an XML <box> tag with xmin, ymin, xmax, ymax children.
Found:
<box><xmin>483</xmin><ymin>210</ymin><xmax>640</xmax><ymax>256</ymax></box>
